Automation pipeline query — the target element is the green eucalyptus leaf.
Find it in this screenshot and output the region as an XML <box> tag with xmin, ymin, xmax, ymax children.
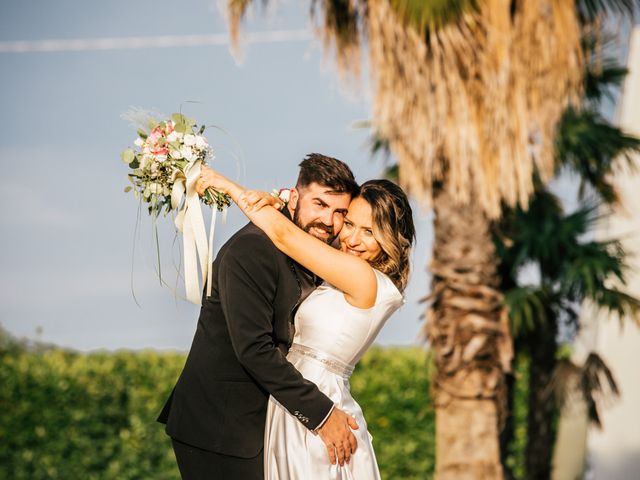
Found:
<box><xmin>121</xmin><ymin>149</ymin><xmax>135</xmax><ymax>164</ymax></box>
<box><xmin>172</xmin><ymin>113</ymin><xmax>186</xmax><ymax>124</ymax></box>
<box><xmin>137</xmin><ymin>128</ymin><xmax>148</xmax><ymax>139</ymax></box>
<box><xmin>124</xmin><ymin>186</ymin><xmax>132</xmax><ymax>193</ymax></box>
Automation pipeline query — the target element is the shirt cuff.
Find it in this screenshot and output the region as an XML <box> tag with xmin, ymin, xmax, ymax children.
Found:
<box><xmin>313</xmin><ymin>404</ymin><xmax>335</xmax><ymax>433</ymax></box>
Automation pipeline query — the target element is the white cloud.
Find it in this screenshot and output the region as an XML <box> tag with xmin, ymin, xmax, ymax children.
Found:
<box><xmin>0</xmin><ymin>30</ymin><xmax>312</xmax><ymax>54</ymax></box>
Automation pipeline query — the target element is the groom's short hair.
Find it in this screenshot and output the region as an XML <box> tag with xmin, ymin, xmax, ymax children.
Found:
<box><xmin>296</xmin><ymin>153</ymin><xmax>359</xmax><ymax>196</ymax></box>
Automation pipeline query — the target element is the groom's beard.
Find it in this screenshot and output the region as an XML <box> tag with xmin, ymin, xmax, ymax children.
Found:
<box><xmin>293</xmin><ymin>209</ymin><xmax>335</xmax><ymax>245</ymax></box>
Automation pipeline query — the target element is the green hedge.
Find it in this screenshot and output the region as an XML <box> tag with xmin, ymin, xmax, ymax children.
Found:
<box><xmin>0</xmin><ymin>332</ymin><xmax>527</xmax><ymax>479</ymax></box>
<box><xmin>1</xmin><ymin>344</ymin><xmax>183</xmax><ymax>479</ymax></box>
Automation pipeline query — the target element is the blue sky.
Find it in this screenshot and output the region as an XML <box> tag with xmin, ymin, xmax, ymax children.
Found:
<box><xmin>0</xmin><ymin>0</ymin><xmax>435</xmax><ymax>350</ymax></box>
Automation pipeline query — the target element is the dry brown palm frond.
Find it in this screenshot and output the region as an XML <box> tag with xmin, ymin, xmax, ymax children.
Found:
<box><xmin>310</xmin><ymin>0</ymin><xmax>364</xmax><ymax>80</ymax></box>
<box><xmin>226</xmin><ymin>0</ymin><xmax>584</xmax><ymax>217</ymax></box>
<box><xmin>227</xmin><ymin>0</ymin><xmax>253</xmax><ymax>56</ymax></box>
<box><xmin>365</xmin><ymin>0</ymin><xmax>583</xmax><ymax>218</ymax></box>
<box><xmin>551</xmin><ymin>352</ymin><xmax>620</xmax><ymax>427</ymax></box>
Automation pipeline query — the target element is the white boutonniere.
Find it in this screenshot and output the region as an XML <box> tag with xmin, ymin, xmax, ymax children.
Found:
<box><xmin>271</xmin><ymin>188</ymin><xmax>291</xmax><ymax>210</ymax></box>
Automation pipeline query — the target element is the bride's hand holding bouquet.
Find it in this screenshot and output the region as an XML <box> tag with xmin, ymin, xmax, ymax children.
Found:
<box><xmin>197</xmin><ymin>166</ymin><xmax>287</xmax><ymax>212</ymax></box>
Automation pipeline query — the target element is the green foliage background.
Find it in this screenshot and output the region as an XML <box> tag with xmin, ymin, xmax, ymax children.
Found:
<box><xmin>0</xmin><ymin>330</ymin><xmax>528</xmax><ymax>479</ymax></box>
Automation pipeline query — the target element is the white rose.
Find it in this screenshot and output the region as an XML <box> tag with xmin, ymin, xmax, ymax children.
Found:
<box><xmin>134</xmin><ymin>138</ymin><xmax>144</xmax><ymax>147</ymax></box>
<box><xmin>166</xmin><ymin>131</ymin><xmax>179</xmax><ymax>142</ymax></box>
<box><xmin>170</xmin><ymin>148</ymin><xmax>182</xmax><ymax>159</ymax></box>
<box><xmin>183</xmin><ymin>134</ymin><xmax>196</xmax><ymax>146</ymax></box>
<box><xmin>279</xmin><ymin>189</ymin><xmax>291</xmax><ymax>202</ymax></box>
<box><xmin>195</xmin><ymin>135</ymin><xmax>208</xmax><ymax>149</ymax></box>
<box><xmin>180</xmin><ymin>146</ymin><xmax>195</xmax><ymax>161</ymax></box>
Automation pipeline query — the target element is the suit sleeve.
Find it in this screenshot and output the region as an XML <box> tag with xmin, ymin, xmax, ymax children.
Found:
<box><xmin>218</xmin><ymin>233</ymin><xmax>334</xmax><ymax>430</ymax></box>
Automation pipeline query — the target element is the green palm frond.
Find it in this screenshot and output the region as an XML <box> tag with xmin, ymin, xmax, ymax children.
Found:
<box><xmin>382</xmin><ymin>164</ymin><xmax>400</xmax><ymax>182</ymax></box>
<box><xmin>560</xmin><ymin>236</ymin><xmax>630</xmax><ymax>300</ymax></box>
<box><xmin>555</xmin><ymin>107</ymin><xmax>640</xmax><ymax>204</ymax></box>
<box><xmin>582</xmin><ymin>285</ymin><xmax>640</xmax><ymax>323</ymax></box>
<box><xmin>359</xmin><ymin>121</ymin><xmax>392</xmax><ymax>160</ymax></box>
<box><xmin>504</xmin><ymin>286</ymin><xmax>552</xmax><ymax>337</ymax></box>
<box><xmin>584</xmin><ymin>58</ymin><xmax>628</xmax><ymax>104</ymax></box>
<box><xmin>497</xmin><ymin>192</ymin><xmax>598</xmax><ymax>279</ymax></box>
<box><xmin>497</xmin><ymin>190</ymin><xmax>640</xmax><ymax>330</ymax></box>
<box><xmin>353</xmin><ymin>120</ymin><xmax>397</xmax><ymax>181</ymax></box>
<box><xmin>389</xmin><ymin>0</ymin><xmax>477</xmax><ymax>31</ymax></box>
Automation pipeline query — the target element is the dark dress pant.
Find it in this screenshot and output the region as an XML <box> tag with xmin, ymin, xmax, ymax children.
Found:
<box><xmin>171</xmin><ymin>438</ymin><xmax>263</xmax><ymax>480</ymax></box>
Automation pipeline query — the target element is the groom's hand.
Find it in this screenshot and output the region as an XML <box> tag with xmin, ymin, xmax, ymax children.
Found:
<box><xmin>316</xmin><ymin>407</ymin><xmax>359</xmax><ymax>466</ymax></box>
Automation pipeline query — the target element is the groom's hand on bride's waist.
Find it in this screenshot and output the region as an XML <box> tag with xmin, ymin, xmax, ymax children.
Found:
<box><xmin>315</xmin><ymin>407</ymin><xmax>359</xmax><ymax>466</ymax></box>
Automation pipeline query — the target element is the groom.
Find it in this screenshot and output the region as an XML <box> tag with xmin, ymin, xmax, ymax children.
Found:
<box><xmin>158</xmin><ymin>153</ymin><xmax>361</xmax><ymax>479</ymax></box>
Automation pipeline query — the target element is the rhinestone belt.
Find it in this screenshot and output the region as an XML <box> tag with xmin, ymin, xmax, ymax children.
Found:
<box><xmin>288</xmin><ymin>343</ymin><xmax>355</xmax><ymax>379</ymax></box>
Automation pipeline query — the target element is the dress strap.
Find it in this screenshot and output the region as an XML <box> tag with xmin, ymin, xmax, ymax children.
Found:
<box><xmin>288</xmin><ymin>343</ymin><xmax>355</xmax><ymax>379</ymax></box>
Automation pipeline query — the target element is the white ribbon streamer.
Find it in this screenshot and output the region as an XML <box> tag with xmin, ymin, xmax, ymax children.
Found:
<box><xmin>206</xmin><ymin>207</ymin><xmax>217</xmax><ymax>299</ymax></box>
<box><xmin>172</xmin><ymin>160</ymin><xmax>210</xmax><ymax>305</ymax></box>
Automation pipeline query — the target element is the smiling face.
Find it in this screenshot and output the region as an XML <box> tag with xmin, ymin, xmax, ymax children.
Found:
<box><xmin>338</xmin><ymin>197</ymin><xmax>383</xmax><ymax>262</ymax></box>
<box><xmin>289</xmin><ymin>182</ymin><xmax>352</xmax><ymax>244</ymax></box>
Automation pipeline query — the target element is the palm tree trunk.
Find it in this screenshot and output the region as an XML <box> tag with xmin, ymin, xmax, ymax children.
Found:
<box><xmin>499</xmin><ymin>372</ymin><xmax>516</xmax><ymax>480</ymax></box>
<box><xmin>525</xmin><ymin>321</ymin><xmax>558</xmax><ymax>479</ymax></box>
<box><xmin>426</xmin><ymin>188</ymin><xmax>513</xmax><ymax>480</ymax></box>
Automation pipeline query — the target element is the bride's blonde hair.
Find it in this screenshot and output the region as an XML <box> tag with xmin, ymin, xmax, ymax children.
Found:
<box><xmin>357</xmin><ymin>180</ymin><xmax>415</xmax><ymax>292</ymax></box>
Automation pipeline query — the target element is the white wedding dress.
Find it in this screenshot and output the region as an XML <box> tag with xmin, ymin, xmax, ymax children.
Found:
<box><xmin>264</xmin><ymin>269</ymin><xmax>403</xmax><ymax>479</ymax></box>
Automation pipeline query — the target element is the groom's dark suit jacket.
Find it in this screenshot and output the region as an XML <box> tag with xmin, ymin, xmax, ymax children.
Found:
<box><xmin>157</xmin><ymin>216</ymin><xmax>334</xmax><ymax>458</ymax></box>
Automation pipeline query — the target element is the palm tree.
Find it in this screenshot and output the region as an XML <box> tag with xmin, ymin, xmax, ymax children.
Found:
<box><xmin>497</xmin><ymin>192</ymin><xmax>640</xmax><ymax>479</ymax></box>
<box><xmin>374</xmin><ymin>25</ymin><xmax>640</xmax><ymax>478</ymax></box>
<box><xmin>226</xmin><ymin>1</ymin><xmax>636</xmax><ymax>478</ymax></box>
<box><xmin>496</xmin><ymin>30</ymin><xmax>640</xmax><ymax>479</ymax></box>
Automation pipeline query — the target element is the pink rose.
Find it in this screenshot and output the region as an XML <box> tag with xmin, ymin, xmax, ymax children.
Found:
<box><xmin>152</xmin><ymin>146</ymin><xmax>169</xmax><ymax>156</ymax></box>
<box><xmin>147</xmin><ymin>132</ymin><xmax>160</xmax><ymax>145</ymax></box>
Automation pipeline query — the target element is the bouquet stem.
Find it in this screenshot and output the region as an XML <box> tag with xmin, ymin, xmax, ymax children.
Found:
<box><xmin>203</xmin><ymin>187</ymin><xmax>231</xmax><ymax>212</ymax></box>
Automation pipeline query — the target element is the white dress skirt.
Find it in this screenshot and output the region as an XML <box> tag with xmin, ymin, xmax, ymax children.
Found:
<box><xmin>264</xmin><ymin>270</ymin><xmax>403</xmax><ymax>479</ymax></box>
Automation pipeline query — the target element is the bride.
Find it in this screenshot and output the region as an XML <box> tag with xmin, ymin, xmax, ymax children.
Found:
<box><xmin>197</xmin><ymin>167</ymin><xmax>415</xmax><ymax>479</ymax></box>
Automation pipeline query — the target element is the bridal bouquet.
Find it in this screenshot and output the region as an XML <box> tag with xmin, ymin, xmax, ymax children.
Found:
<box><xmin>121</xmin><ymin>111</ymin><xmax>230</xmax><ymax>305</ymax></box>
<box><xmin>121</xmin><ymin>112</ymin><xmax>230</xmax><ymax>214</ymax></box>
